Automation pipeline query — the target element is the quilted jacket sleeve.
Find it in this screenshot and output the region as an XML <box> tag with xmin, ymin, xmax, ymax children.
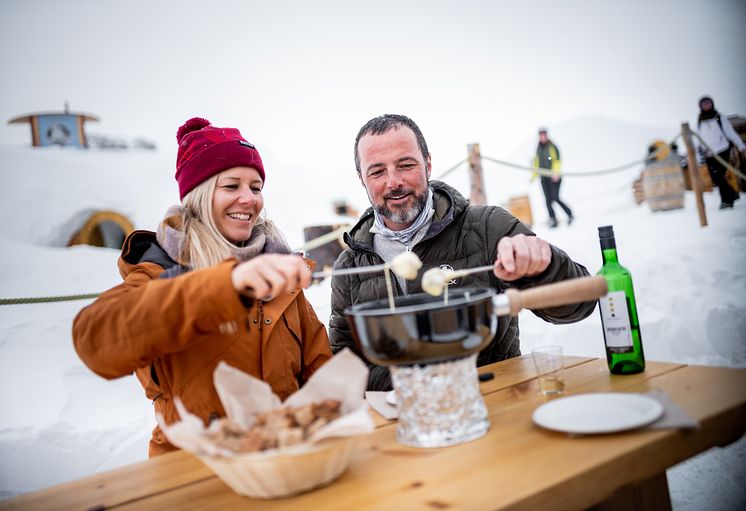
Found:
<box><xmin>483</xmin><ymin>207</ymin><xmax>595</xmax><ymax>324</ymax></box>
<box><xmin>72</xmin><ymin>260</ymin><xmax>247</xmax><ymax>379</ymax></box>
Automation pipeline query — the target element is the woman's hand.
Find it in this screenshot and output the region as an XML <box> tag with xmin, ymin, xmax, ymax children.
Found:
<box><xmin>231</xmin><ymin>254</ymin><xmax>312</xmax><ymax>300</ymax></box>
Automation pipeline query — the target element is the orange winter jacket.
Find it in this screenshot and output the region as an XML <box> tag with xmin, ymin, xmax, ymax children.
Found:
<box><xmin>73</xmin><ymin>231</ymin><xmax>332</xmax><ymax>456</ymax></box>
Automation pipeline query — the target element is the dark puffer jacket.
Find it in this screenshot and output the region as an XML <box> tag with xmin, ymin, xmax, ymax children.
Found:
<box><xmin>329</xmin><ymin>181</ymin><xmax>595</xmax><ymax>390</ymax></box>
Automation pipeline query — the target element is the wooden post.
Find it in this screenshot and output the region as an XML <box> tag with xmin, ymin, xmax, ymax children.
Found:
<box><xmin>30</xmin><ymin>116</ymin><xmax>40</xmax><ymax>147</ymax></box>
<box><xmin>467</xmin><ymin>143</ymin><xmax>487</xmax><ymax>205</ymax></box>
<box><xmin>680</xmin><ymin>123</ymin><xmax>707</xmax><ymax>227</ymax></box>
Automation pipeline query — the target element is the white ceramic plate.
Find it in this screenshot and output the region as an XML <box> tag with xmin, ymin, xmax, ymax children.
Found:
<box><xmin>532</xmin><ymin>393</ymin><xmax>663</xmax><ymax>434</ymax></box>
<box><xmin>385</xmin><ymin>390</ymin><xmax>397</xmax><ymax>406</ymax></box>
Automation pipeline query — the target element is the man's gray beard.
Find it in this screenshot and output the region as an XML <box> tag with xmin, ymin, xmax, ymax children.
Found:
<box><xmin>375</xmin><ymin>190</ymin><xmax>428</xmax><ymax>225</ymax></box>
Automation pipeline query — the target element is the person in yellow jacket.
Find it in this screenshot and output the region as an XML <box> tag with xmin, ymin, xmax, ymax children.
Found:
<box><xmin>532</xmin><ymin>127</ymin><xmax>574</xmax><ymax>228</ymax></box>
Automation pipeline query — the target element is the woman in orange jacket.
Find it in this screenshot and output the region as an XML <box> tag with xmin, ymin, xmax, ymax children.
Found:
<box><xmin>73</xmin><ymin>117</ymin><xmax>332</xmax><ymax>456</ymax></box>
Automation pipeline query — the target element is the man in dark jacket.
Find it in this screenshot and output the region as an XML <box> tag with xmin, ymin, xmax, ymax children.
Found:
<box><xmin>330</xmin><ymin>114</ymin><xmax>596</xmax><ymax>390</ymax></box>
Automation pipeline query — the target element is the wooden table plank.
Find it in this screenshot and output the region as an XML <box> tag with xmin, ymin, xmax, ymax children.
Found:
<box><xmin>478</xmin><ymin>355</ymin><xmax>595</xmax><ymax>395</ymax></box>
<box><xmin>0</xmin><ymin>449</ymin><xmax>211</xmax><ymax>511</ymax></box>
<box><xmin>4</xmin><ymin>359</ymin><xmax>743</xmax><ymax>511</ymax></box>
<box><xmin>107</xmin><ymin>360</ymin><xmax>698</xmax><ymax>511</ymax></box>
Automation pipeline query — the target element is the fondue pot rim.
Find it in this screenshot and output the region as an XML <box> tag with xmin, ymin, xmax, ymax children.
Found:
<box><xmin>344</xmin><ymin>287</ymin><xmax>496</xmax><ymax>317</ymax></box>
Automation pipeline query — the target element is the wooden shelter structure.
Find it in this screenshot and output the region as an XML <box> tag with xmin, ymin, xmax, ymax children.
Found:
<box><xmin>67</xmin><ymin>210</ymin><xmax>133</xmax><ymax>249</ymax></box>
<box><xmin>7</xmin><ymin>103</ymin><xmax>98</xmax><ymax>148</ymax></box>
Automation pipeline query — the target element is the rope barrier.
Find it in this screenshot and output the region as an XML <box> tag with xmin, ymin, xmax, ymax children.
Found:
<box><xmin>1</xmin><ymin>227</ymin><xmax>356</xmax><ymax>306</ymax></box>
<box><xmin>433</xmin><ymin>158</ymin><xmax>468</xmax><ymax>181</ymax></box>
<box><xmin>480</xmin><ymin>134</ymin><xmax>680</xmax><ymax>178</ymax></box>
<box><xmin>690</xmin><ymin>131</ymin><xmax>746</xmax><ymax>181</ymax></box>
<box><xmin>483</xmin><ymin>155</ymin><xmax>637</xmax><ymax>177</ymax></box>
<box><xmin>0</xmin><ymin>293</ymin><xmax>100</xmax><ymax>305</ymax></box>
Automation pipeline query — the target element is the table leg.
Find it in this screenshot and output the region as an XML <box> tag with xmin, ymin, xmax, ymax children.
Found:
<box><xmin>588</xmin><ymin>471</ymin><xmax>672</xmax><ymax>511</ymax></box>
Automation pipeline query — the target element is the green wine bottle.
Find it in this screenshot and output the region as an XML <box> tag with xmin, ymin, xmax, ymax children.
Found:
<box><xmin>597</xmin><ymin>225</ymin><xmax>645</xmax><ymax>374</ymax></box>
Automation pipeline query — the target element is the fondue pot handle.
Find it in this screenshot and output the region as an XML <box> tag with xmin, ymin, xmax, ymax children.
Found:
<box><xmin>492</xmin><ymin>275</ymin><xmax>608</xmax><ymax>316</ymax></box>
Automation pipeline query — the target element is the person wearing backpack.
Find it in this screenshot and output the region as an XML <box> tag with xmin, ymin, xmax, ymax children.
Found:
<box><xmin>695</xmin><ymin>95</ymin><xmax>745</xmax><ymax>209</ymax></box>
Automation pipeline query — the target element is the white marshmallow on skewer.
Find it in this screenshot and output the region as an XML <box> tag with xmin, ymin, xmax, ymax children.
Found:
<box><xmin>421</xmin><ymin>268</ymin><xmax>453</xmax><ymax>296</ymax></box>
<box><xmin>313</xmin><ymin>251</ymin><xmax>422</xmax><ymax>282</ymax></box>
<box><xmin>389</xmin><ymin>251</ymin><xmax>423</xmax><ymax>280</ymax></box>
<box><xmin>421</xmin><ymin>263</ymin><xmax>496</xmax><ymax>296</ymax></box>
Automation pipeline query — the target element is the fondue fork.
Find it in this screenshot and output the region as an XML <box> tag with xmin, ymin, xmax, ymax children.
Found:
<box><xmin>312</xmin><ymin>262</ymin><xmax>388</xmax><ymax>280</ymax></box>
<box><xmin>313</xmin><ymin>251</ymin><xmax>422</xmax><ymax>282</ymax></box>
<box><xmin>447</xmin><ymin>264</ymin><xmax>495</xmax><ymax>279</ymax></box>
<box><xmin>446</xmin><ymin>257</ymin><xmax>519</xmax><ymax>279</ymax></box>
<box><xmin>314</xmin><ymin>263</ymin><xmax>497</xmax><ymax>280</ymax></box>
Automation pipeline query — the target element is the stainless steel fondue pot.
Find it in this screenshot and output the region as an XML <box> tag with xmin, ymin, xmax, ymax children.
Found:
<box><xmin>345</xmin><ymin>275</ymin><xmax>608</xmax><ymax>367</ymax></box>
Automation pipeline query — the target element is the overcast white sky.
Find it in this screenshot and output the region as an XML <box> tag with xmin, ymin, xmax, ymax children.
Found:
<box><xmin>1</xmin><ymin>0</ymin><xmax>745</xmax><ymax>183</ymax></box>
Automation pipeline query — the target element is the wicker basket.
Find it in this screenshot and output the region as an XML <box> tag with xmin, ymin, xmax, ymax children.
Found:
<box><xmin>198</xmin><ymin>436</ymin><xmax>359</xmax><ymax>499</ymax></box>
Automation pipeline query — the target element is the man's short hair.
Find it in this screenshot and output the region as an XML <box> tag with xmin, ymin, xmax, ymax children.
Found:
<box><xmin>354</xmin><ymin>114</ymin><xmax>430</xmax><ymax>173</ymax></box>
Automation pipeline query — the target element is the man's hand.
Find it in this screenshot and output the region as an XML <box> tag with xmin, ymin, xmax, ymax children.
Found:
<box><xmin>232</xmin><ymin>254</ymin><xmax>311</xmax><ymax>300</ymax></box>
<box><xmin>494</xmin><ymin>234</ymin><xmax>552</xmax><ymax>281</ymax></box>
<box><xmin>551</xmin><ymin>174</ymin><xmax>560</xmax><ymax>183</ymax></box>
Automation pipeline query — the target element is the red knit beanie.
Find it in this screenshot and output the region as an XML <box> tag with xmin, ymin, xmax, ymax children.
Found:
<box><xmin>175</xmin><ymin>117</ymin><xmax>265</xmax><ymax>200</ymax></box>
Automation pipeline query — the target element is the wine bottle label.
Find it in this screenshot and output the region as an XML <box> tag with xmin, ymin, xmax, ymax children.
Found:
<box><xmin>599</xmin><ymin>290</ymin><xmax>634</xmax><ymax>353</ymax></box>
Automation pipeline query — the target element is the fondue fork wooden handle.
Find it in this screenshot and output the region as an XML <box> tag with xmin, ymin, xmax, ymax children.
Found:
<box><xmin>495</xmin><ymin>275</ymin><xmax>608</xmax><ymax>316</ymax></box>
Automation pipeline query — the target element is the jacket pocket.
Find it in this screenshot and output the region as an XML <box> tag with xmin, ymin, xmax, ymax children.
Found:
<box><xmin>281</xmin><ymin>308</ymin><xmax>304</xmax><ymax>384</ymax></box>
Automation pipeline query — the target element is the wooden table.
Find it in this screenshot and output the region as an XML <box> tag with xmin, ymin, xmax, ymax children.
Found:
<box><xmin>3</xmin><ymin>356</ymin><xmax>745</xmax><ymax>511</ymax></box>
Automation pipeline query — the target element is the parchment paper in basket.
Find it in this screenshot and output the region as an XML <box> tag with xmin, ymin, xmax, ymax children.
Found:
<box><xmin>156</xmin><ymin>399</ymin><xmax>236</xmax><ymax>457</ymax></box>
<box><xmin>157</xmin><ymin>348</ymin><xmax>374</xmax><ymax>455</ymax></box>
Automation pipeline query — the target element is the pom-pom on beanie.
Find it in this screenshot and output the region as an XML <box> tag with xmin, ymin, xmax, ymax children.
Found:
<box><xmin>175</xmin><ymin>117</ymin><xmax>265</xmax><ymax>200</ymax></box>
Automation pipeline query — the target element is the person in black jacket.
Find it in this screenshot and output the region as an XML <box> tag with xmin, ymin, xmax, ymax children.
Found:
<box><xmin>695</xmin><ymin>95</ymin><xmax>744</xmax><ymax>209</ymax></box>
<box><xmin>532</xmin><ymin>127</ymin><xmax>573</xmax><ymax>228</ymax></box>
<box><xmin>329</xmin><ymin>114</ymin><xmax>596</xmax><ymax>390</ymax></box>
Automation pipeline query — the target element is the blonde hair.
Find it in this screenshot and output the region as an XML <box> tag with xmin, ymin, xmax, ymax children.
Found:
<box><xmin>179</xmin><ymin>175</ymin><xmax>271</xmax><ymax>270</ymax></box>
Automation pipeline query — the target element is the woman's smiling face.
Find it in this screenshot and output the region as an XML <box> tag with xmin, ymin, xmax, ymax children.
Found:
<box><xmin>212</xmin><ymin>166</ymin><xmax>264</xmax><ymax>244</ymax></box>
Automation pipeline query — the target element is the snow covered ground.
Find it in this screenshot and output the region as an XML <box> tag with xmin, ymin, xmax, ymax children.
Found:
<box><xmin>0</xmin><ymin>117</ymin><xmax>744</xmax><ymax>508</ymax></box>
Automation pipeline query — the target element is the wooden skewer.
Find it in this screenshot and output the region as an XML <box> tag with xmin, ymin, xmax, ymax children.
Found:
<box><xmin>313</xmin><ymin>251</ymin><xmax>422</xmax><ymax>281</ymax></box>
<box><xmin>312</xmin><ymin>263</ymin><xmax>388</xmax><ymax>280</ymax></box>
<box><xmin>448</xmin><ymin>264</ymin><xmax>495</xmax><ymax>279</ymax></box>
